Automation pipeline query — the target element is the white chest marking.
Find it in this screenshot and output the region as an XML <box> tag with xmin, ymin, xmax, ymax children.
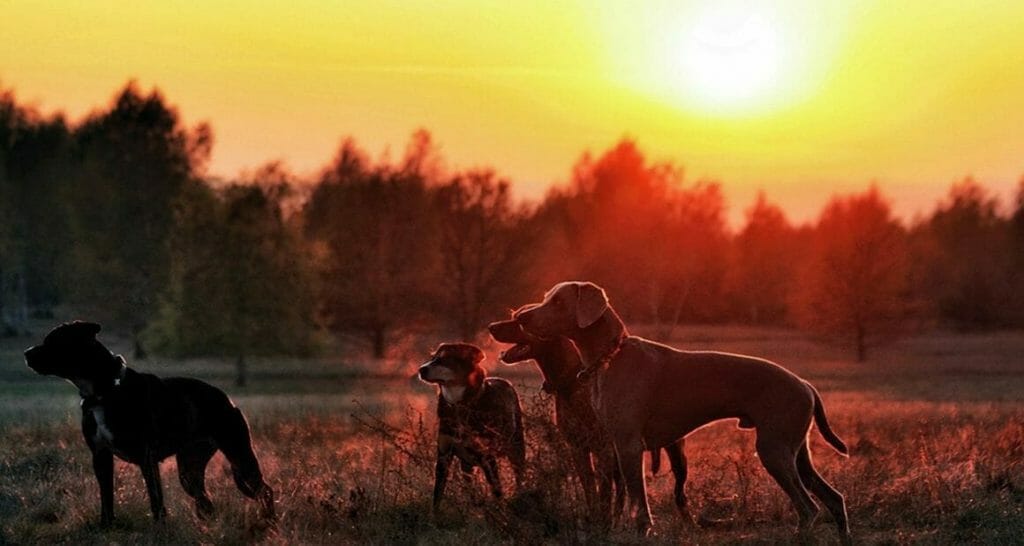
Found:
<box><xmin>92</xmin><ymin>406</ymin><xmax>115</xmax><ymax>445</ymax></box>
<box><xmin>441</xmin><ymin>385</ymin><xmax>466</xmax><ymax>404</ymax></box>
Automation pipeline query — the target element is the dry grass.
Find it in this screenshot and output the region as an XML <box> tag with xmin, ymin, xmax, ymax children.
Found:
<box><xmin>1</xmin><ymin>326</ymin><xmax>1023</xmax><ymax>544</ymax></box>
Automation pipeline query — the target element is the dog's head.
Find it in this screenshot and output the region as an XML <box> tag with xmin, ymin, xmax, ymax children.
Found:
<box><xmin>516</xmin><ymin>281</ymin><xmax>609</xmax><ymax>338</ymax></box>
<box><xmin>490</xmin><ymin>304</ymin><xmax>585</xmax><ymax>391</ymax></box>
<box><xmin>418</xmin><ymin>343</ymin><xmax>486</xmax><ymax>403</ymax></box>
<box><xmin>487</xmin><ymin>305</ymin><xmax>544</xmax><ymax>365</ymax></box>
<box><xmin>24</xmin><ymin>322</ymin><xmax>124</xmax><ymax>390</ymax></box>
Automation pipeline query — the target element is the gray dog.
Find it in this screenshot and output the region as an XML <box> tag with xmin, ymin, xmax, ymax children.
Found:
<box><xmin>515</xmin><ymin>282</ymin><xmax>850</xmax><ymax>543</ymax></box>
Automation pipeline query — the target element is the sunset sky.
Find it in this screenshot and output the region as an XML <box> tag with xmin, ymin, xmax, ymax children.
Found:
<box><xmin>4</xmin><ymin>0</ymin><xmax>1024</xmax><ymax>223</ymax></box>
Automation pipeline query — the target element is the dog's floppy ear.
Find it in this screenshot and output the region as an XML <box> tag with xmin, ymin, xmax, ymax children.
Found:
<box><xmin>466</xmin><ymin>345</ymin><xmax>486</xmax><ymax>387</ymax></box>
<box><xmin>576</xmin><ymin>282</ymin><xmax>608</xmax><ymax>329</ymax></box>
<box><xmin>469</xmin><ymin>345</ymin><xmax>485</xmax><ymax>365</ymax></box>
<box><xmin>467</xmin><ymin>366</ymin><xmax>486</xmax><ymax>389</ymax></box>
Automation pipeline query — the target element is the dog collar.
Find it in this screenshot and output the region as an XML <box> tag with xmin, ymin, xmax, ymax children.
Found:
<box><xmin>113</xmin><ymin>357</ymin><xmax>127</xmax><ymax>387</ymax></box>
<box><xmin>79</xmin><ymin>357</ymin><xmax>128</xmax><ymax>405</ymax></box>
<box><xmin>576</xmin><ymin>332</ymin><xmax>627</xmax><ymax>381</ymax></box>
<box><xmin>542</xmin><ymin>370</ymin><xmax>585</xmax><ymax>396</ymax></box>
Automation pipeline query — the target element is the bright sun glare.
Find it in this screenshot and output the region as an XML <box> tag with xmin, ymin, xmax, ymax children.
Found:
<box><xmin>602</xmin><ymin>1</ymin><xmax>807</xmax><ymax>117</ymax></box>
<box><xmin>678</xmin><ymin>5</ymin><xmax>782</xmax><ymax>110</ymax></box>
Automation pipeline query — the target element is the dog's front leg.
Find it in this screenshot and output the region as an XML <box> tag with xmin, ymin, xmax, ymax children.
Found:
<box><xmin>92</xmin><ymin>448</ymin><xmax>115</xmax><ymax>526</ymax></box>
<box><xmin>480</xmin><ymin>456</ymin><xmax>503</xmax><ymax>499</ymax></box>
<box><xmin>432</xmin><ymin>447</ymin><xmax>454</xmax><ymax>512</ymax></box>
<box><xmin>140</xmin><ymin>453</ymin><xmax>167</xmax><ymax>521</ymax></box>
<box><xmin>615</xmin><ymin>437</ymin><xmax>653</xmax><ymax>535</ymax></box>
<box><xmin>569</xmin><ymin>444</ymin><xmax>601</xmax><ymax>523</ymax></box>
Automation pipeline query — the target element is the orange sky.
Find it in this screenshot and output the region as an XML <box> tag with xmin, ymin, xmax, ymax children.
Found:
<box><xmin>4</xmin><ymin>1</ymin><xmax>1024</xmax><ymax>224</ymax></box>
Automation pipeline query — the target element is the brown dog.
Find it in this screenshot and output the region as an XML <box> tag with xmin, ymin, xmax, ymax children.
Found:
<box><xmin>516</xmin><ymin>282</ymin><xmax>850</xmax><ymax>542</ymax></box>
<box><xmin>418</xmin><ymin>343</ymin><xmax>526</xmax><ymax>510</ymax></box>
<box><xmin>488</xmin><ymin>312</ymin><xmax>691</xmax><ymax>525</ymax></box>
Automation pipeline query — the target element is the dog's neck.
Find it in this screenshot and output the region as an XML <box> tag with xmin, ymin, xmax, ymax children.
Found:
<box><xmin>574</xmin><ymin>308</ymin><xmax>628</xmax><ymax>376</ymax></box>
<box><xmin>534</xmin><ymin>339</ymin><xmax>584</xmax><ymax>395</ymax></box>
<box><xmin>442</xmin><ymin>368</ymin><xmax>487</xmax><ymax>405</ymax></box>
<box><xmin>440</xmin><ymin>384</ymin><xmax>466</xmax><ymax>404</ymax></box>
<box><xmin>76</xmin><ymin>356</ymin><xmax>128</xmax><ymax>402</ymax></box>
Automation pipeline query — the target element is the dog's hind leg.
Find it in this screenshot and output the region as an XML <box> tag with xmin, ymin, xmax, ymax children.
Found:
<box><xmin>796</xmin><ymin>441</ymin><xmax>850</xmax><ymax>543</ymax></box>
<box><xmin>216</xmin><ymin>408</ymin><xmax>275</xmax><ymax>520</ymax></box>
<box><xmin>177</xmin><ymin>441</ymin><xmax>217</xmax><ymax>520</ymax></box>
<box><xmin>756</xmin><ymin>435</ymin><xmax>819</xmax><ymax>533</ymax></box>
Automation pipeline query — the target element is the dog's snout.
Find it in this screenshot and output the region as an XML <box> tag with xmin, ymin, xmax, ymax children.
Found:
<box><xmin>24</xmin><ymin>346</ymin><xmax>39</xmax><ymax>363</ymax></box>
<box><xmin>24</xmin><ymin>346</ymin><xmax>45</xmax><ymax>372</ymax></box>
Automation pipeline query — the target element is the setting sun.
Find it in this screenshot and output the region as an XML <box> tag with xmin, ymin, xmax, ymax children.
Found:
<box><xmin>676</xmin><ymin>4</ymin><xmax>785</xmax><ymax>112</ymax></box>
<box><xmin>2</xmin><ymin>1</ymin><xmax>1024</xmax><ymax>221</ymax></box>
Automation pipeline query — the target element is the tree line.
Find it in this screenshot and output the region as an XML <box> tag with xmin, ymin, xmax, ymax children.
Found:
<box><xmin>2</xmin><ymin>83</ymin><xmax>1023</xmax><ymax>367</ymax></box>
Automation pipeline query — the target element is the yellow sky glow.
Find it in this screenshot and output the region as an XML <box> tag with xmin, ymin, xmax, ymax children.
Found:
<box><xmin>3</xmin><ymin>0</ymin><xmax>1024</xmax><ymax>223</ymax></box>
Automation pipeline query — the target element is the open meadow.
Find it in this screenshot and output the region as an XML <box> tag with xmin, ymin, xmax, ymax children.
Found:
<box><xmin>1</xmin><ymin>325</ymin><xmax>1022</xmax><ymax>545</ymax></box>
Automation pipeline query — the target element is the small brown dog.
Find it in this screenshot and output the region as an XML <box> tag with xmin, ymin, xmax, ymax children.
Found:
<box><xmin>418</xmin><ymin>343</ymin><xmax>525</xmax><ymax>510</ymax></box>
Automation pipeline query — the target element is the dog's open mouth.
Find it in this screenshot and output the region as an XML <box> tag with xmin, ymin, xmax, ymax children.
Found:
<box><xmin>499</xmin><ymin>343</ymin><xmax>532</xmax><ymax>364</ymax></box>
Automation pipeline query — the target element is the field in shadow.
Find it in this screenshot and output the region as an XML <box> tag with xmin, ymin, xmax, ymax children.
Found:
<box><xmin>1</xmin><ymin>325</ymin><xmax>1022</xmax><ymax>544</ymax></box>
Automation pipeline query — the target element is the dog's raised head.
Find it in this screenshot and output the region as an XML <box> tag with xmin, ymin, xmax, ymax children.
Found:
<box><xmin>24</xmin><ymin>321</ymin><xmax>125</xmax><ymax>395</ymax></box>
<box><xmin>516</xmin><ymin>281</ymin><xmax>609</xmax><ymax>338</ymax></box>
<box><xmin>487</xmin><ymin>304</ymin><xmax>544</xmax><ymax>365</ymax></box>
<box><xmin>418</xmin><ymin>343</ymin><xmax>487</xmax><ymax>404</ymax></box>
<box><xmin>490</xmin><ymin>304</ymin><xmax>586</xmax><ymax>392</ymax></box>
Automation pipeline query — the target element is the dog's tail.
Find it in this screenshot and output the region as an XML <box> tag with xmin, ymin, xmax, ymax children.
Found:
<box><xmin>810</xmin><ymin>384</ymin><xmax>849</xmax><ymax>456</ymax></box>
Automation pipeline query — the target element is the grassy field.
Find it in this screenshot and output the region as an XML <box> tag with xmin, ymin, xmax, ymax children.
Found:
<box><xmin>1</xmin><ymin>325</ymin><xmax>1023</xmax><ymax>544</ymax></box>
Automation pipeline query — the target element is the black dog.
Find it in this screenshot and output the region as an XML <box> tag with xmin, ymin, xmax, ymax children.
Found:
<box><xmin>24</xmin><ymin>321</ymin><xmax>274</xmax><ymax>525</ymax></box>
<box><xmin>418</xmin><ymin>343</ymin><xmax>525</xmax><ymax>510</ymax></box>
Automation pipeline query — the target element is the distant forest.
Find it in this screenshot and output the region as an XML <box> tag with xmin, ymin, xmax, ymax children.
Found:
<box><xmin>2</xmin><ymin>82</ymin><xmax>1023</xmax><ymax>363</ymax></box>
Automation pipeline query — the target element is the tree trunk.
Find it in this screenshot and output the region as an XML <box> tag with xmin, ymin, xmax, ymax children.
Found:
<box><xmin>235</xmin><ymin>354</ymin><xmax>247</xmax><ymax>387</ymax></box>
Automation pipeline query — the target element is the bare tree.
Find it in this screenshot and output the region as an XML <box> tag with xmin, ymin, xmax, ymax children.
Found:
<box><xmin>303</xmin><ymin>135</ymin><xmax>440</xmax><ymax>358</ymax></box>
<box><xmin>433</xmin><ymin>169</ymin><xmax>535</xmax><ymax>340</ymax></box>
<box><xmin>913</xmin><ymin>178</ymin><xmax>1014</xmax><ymax>328</ymax></box>
<box><xmin>729</xmin><ymin>192</ymin><xmax>802</xmax><ymax>324</ymax></box>
<box><xmin>557</xmin><ymin>139</ymin><xmax>729</xmax><ymax>329</ymax></box>
<box><xmin>792</xmin><ymin>186</ymin><xmax>915</xmax><ymax>361</ymax></box>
